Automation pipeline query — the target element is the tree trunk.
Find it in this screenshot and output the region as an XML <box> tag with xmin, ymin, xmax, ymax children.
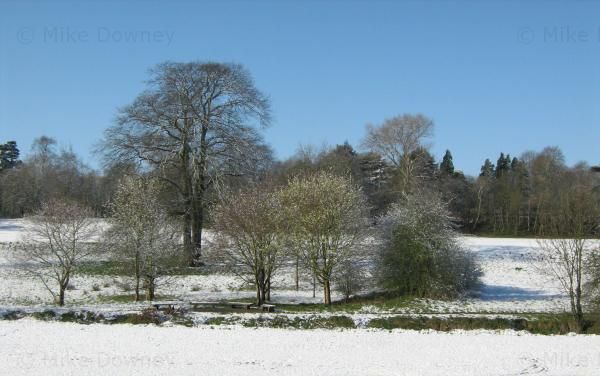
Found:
<box><xmin>190</xmin><ymin>194</ymin><xmax>204</xmax><ymax>266</ymax></box>
<box><xmin>183</xmin><ymin>211</ymin><xmax>193</xmax><ymax>265</ymax></box>
<box><xmin>146</xmin><ymin>278</ymin><xmax>156</xmax><ymax>301</ymax></box>
<box><xmin>58</xmin><ymin>275</ymin><xmax>70</xmax><ymax>306</ymax></box>
<box><xmin>255</xmin><ymin>274</ymin><xmax>263</xmax><ymax>306</ymax></box>
<box><xmin>58</xmin><ymin>286</ymin><xmax>66</xmax><ymax>306</ymax></box>
<box><xmin>295</xmin><ymin>255</ymin><xmax>300</xmax><ymax>291</ymax></box>
<box><xmin>189</xmin><ymin>125</ymin><xmax>209</xmax><ymax>267</ymax></box>
<box><xmin>134</xmin><ymin>251</ymin><xmax>141</xmax><ymax>302</ymax></box>
<box><xmin>323</xmin><ymin>279</ymin><xmax>331</xmax><ymax>305</ymax></box>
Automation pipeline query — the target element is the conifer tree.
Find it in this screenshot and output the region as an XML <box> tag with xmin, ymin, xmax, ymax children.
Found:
<box><xmin>440</xmin><ymin>149</ymin><xmax>455</xmax><ymax>175</ymax></box>
<box><xmin>480</xmin><ymin>159</ymin><xmax>495</xmax><ymax>177</ymax></box>
<box><xmin>495</xmin><ymin>153</ymin><xmax>510</xmax><ymax>178</ymax></box>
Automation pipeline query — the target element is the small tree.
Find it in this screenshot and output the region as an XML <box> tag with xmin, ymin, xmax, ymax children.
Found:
<box><xmin>333</xmin><ymin>258</ymin><xmax>367</xmax><ymax>302</ymax></box>
<box><xmin>106</xmin><ymin>176</ymin><xmax>181</xmax><ymax>301</ymax></box>
<box><xmin>13</xmin><ymin>198</ymin><xmax>97</xmax><ymax>306</ymax></box>
<box><xmin>536</xmin><ymin>169</ymin><xmax>599</xmax><ymax>332</ymax></box>
<box><xmin>213</xmin><ymin>185</ymin><xmax>283</xmax><ymax>305</ymax></box>
<box><xmin>280</xmin><ymin>172</ymin><xmax>369</xmax><ymax>304</ymax></box>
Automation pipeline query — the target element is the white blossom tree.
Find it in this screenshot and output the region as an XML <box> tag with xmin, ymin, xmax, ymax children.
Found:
<box><xmin>280</xmin><ymin>172</ymin><xmax>369</xmax><ymax>304</ymax></box>
<box><xmin>105</xmin><ymin>176</ymin><xmax>181</xmax><ymax>301</ymax></box>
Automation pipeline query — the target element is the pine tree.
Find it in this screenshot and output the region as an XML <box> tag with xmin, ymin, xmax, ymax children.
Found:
<box><xmin>440</xmin><ymin>149</ymin><xmax>455</xmax><ymax>175</ymax></box>
<box><xmin>495</xmin><ymin>153</ymin><xmax>510</xmax><ymax>178</ymax></box>
<box><xmin>0</xmin><ymin>141</ymin><xmax>20</xmax><ymax>170</ymax></box>
<box><xmin>480</xmin><ymin>159</ymin><xmax>495</xmax><ymax>177</ymax></box>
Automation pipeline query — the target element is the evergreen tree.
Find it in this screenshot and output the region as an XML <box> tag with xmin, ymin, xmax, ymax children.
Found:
<box><xmin>511</xmin><ymin>157</ymin><xmax>519</xmax><ymax>171</ymax></box>
<box><xmin>440</xmin><ymin>149</ymin><xmax>455</xmax><ymax>175</ymax></box>
<box><xmin>0</xmin><ymin>141</ymin><xmax>20</xmax><ymax>170</ymax></box>
<box><xmin>495</xmin><ymin>153</ymin><xmax>510</xmax><ymax>178</ymax></box>
<box><xmin>480</xmin><ymin>159</ymin><xmax>495</xmax><ymax>177</ymax></box>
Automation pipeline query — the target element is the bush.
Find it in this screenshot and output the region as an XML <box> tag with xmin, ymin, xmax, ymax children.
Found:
<box><xmin>376</xmin><ymin>191</ymin><xmax>481</xmax><ymax>298</ymax></box>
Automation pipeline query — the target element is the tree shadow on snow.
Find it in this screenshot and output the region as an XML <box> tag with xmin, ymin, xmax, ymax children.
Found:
<box><xmin>476</xmin><ymin>284</ymin><xmax>563</xmax><ymax>301</ymax></box>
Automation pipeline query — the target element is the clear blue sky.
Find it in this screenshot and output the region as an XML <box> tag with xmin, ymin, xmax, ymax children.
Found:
<box><xmin>1</xmin><ymin>0</ymin><xmax>598</xmax><ymax>176</ymax></box>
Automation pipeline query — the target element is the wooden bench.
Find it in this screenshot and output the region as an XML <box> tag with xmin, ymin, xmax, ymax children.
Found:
<box><xmin>189</xmin><ymin>301</ymin><xmax>222</xmax><ymax>310</ymax></box>
<box><xmin>260</xmin><ymin>304</ymin><xmax>276</xmax><ymax>313</ymax></box>
<box><xmin>152</xmin><ymin>302</ymin><xmax>180</xmax><ymax>311</ymax></box>
<box><xmin>228</xmin><ymin>301</ymin><xmax>253</xmax><ymax>310</ymax></box>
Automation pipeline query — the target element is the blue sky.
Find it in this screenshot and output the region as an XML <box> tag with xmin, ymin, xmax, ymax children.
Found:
<box><xmin>0</xmin><ymin>0</ymin><xmax>598</xmax><ymax>175</ymax></box>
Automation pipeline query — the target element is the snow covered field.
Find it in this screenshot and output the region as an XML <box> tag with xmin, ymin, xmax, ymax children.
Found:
<box><xmin>2</xmin><ymin>219</ymin><xmax>599</xmax><ymax>375</ymax></box>
<box><xmin>1</xmin><ymin>319</ymin><xmax>599</xmax><ymax>376</ymax></box>
<box><xmin>0</xmin><ymin>218</ymin><xmax>575</xmax><ymax>313</ymax></box>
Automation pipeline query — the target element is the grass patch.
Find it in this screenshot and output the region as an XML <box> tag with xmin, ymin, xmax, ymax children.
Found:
<box><xmin>2</xmin><ymin>310</ymin><xmax>25</xmax><ymax>320</ymax></box>
<box><xmin>367</xmin><ymin>314</ymin><xmax>597</xmax><ymax>334</ymax></box>
<box><xmin>95</xmin><ymin>294</ymin><xmax>176</xmax><ymax>304</ymax></box>
<box><xmin>32</xmin><ymin>309</ymin><xmax>57</xmax><ymax>321</ymax></box>
<box><xmin>77</xmin><ymin>261</ymin><xmax>128</xmax><ymax>276</ymax></box>
<box><xmin>244</xmin><ymin>315</ymin><xmax>356</xmax><ymax>329</ymax></box>
<box><xmin>278</xmin><ymin>293</ymin><xmax>420</xmax><ymax>314</ymax></box>
<box><xmin>60</xmin><ymin>311</ymin><xmax>104</xmax><ymax>324</ymax></box>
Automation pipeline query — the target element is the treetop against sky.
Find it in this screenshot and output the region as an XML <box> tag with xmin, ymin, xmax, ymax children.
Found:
<box><xmin>0</xmin><ymin>0</ymin><xmax>598</xmax><ymax>175</ymax></box>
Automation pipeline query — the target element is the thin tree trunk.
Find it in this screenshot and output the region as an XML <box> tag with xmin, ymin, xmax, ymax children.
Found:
<box><xmin>295</xmin><ymin>254</ymin><xmax>300</xmax><ymax>291</ymax></box>
<box><xmin>324</xmin><ymin>279</ymin><xmax>331</xmax><ymax>305</ymax></box>
<box><xmin>134</xmin><ymin>251</ymin><xmax>141</xmax><ymax>302</ymax></box>
<box><xmin>58</xmin><ymin>286</ymin><xmax>66</xmax><ymax>306</ymax></box>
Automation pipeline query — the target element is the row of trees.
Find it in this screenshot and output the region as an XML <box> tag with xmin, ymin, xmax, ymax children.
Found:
<box><xmin>0</xmin><ymin>137</ymin><xmax>127</xmax><ymax>218</ymax></box>
<box><xmin>214</xmin><ymin>172</ymin><xmax>368</xmax><ymax>305</ymax></box>
<box><xmin>14</xmin><ymin>170</ymin><xmax>479</xmax><ymax>307</ymax></box>
<box><xmin>473</xmin><ymin>147</ymin><xmax>599</xmax><ymax>235</ymax></box>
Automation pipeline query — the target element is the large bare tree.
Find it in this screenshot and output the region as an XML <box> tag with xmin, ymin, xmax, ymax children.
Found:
<box><xmin>102</xmin><ymin>62</ymin><xmax>271</xmax><ymax>266</ymax></box>
<box><xmin>362</xmin><ymin>113</ymin><xmax>433</xmax><ymax>192</ymax></box>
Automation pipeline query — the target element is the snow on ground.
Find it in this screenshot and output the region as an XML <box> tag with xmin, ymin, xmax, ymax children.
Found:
<box><xmin>0</xmin><ymin>218</ymin><xmax>592</xmax><ymax>313</ymax></box>
<box><xmin>430</xmin><ymin>237</ymin><xmax>571</xmax><ymax>313</ymax></box>
<box><xmin>1</xmin><ymin>319</ymin><xmax>599</xmax><ymax>376</ymax></box>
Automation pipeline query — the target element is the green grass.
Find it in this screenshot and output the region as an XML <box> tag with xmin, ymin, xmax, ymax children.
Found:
<box><xmin>278</xmin><ymin>293</ymin><xmax>421</xmax><ymax>314</ymax></box>
<box><xmin>77</xmin><ymin>261</ymin><xmax>127</xmax><ymax>276</ymax></box>
<box><xmin>77</xmin><ymin>260</ymin><xmax>218</xmax><ymax>277</ymax></box>
<box><xmin>95</xmin><ymin>294</ymin><xmax>177</xmax><ymax>304</ymax></box>
<box><xmin>367</xmin><ymin>313</ymin><xmax>600</xmax><ymax>334</ymax></box>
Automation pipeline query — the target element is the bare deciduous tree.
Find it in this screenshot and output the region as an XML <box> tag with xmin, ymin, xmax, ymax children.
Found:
<box><xmin>213</xmin><ymin>185</ymin><xmax>283</xmax><ymax>305</ymax></box>
<box><xmin>536</xmin><ymin>169</ymin><xmax>599</xmax><ymax>332</ymax></box>
<box><xmin>101</xmin><ymin>62</ymin><xmax>271</xmax><ymax>266</ymax></box>
<box><xmin>362</xmin><ymin>114</ymin><xmax>433</xmax><ymax>192</ymax></box>
<box><xmin>279</xmin><ymin>172</ymin><xmax>369</xmax><ymax>304</ymax></box>
<box><xmin>537</xmin><ymin>237</ymin><xmax>589</xmax><ymax>332</ymax></box>
<box><xmin>13</xmin><ymin>199</ymin><xmax>98</xmax><ymax>306</ymax></box>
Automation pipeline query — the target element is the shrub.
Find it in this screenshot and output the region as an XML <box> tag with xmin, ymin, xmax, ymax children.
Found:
<box><xmin>376</xmin><ymin>190</ymin><xmax>481</xmax><ymax>298</ymax></box>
